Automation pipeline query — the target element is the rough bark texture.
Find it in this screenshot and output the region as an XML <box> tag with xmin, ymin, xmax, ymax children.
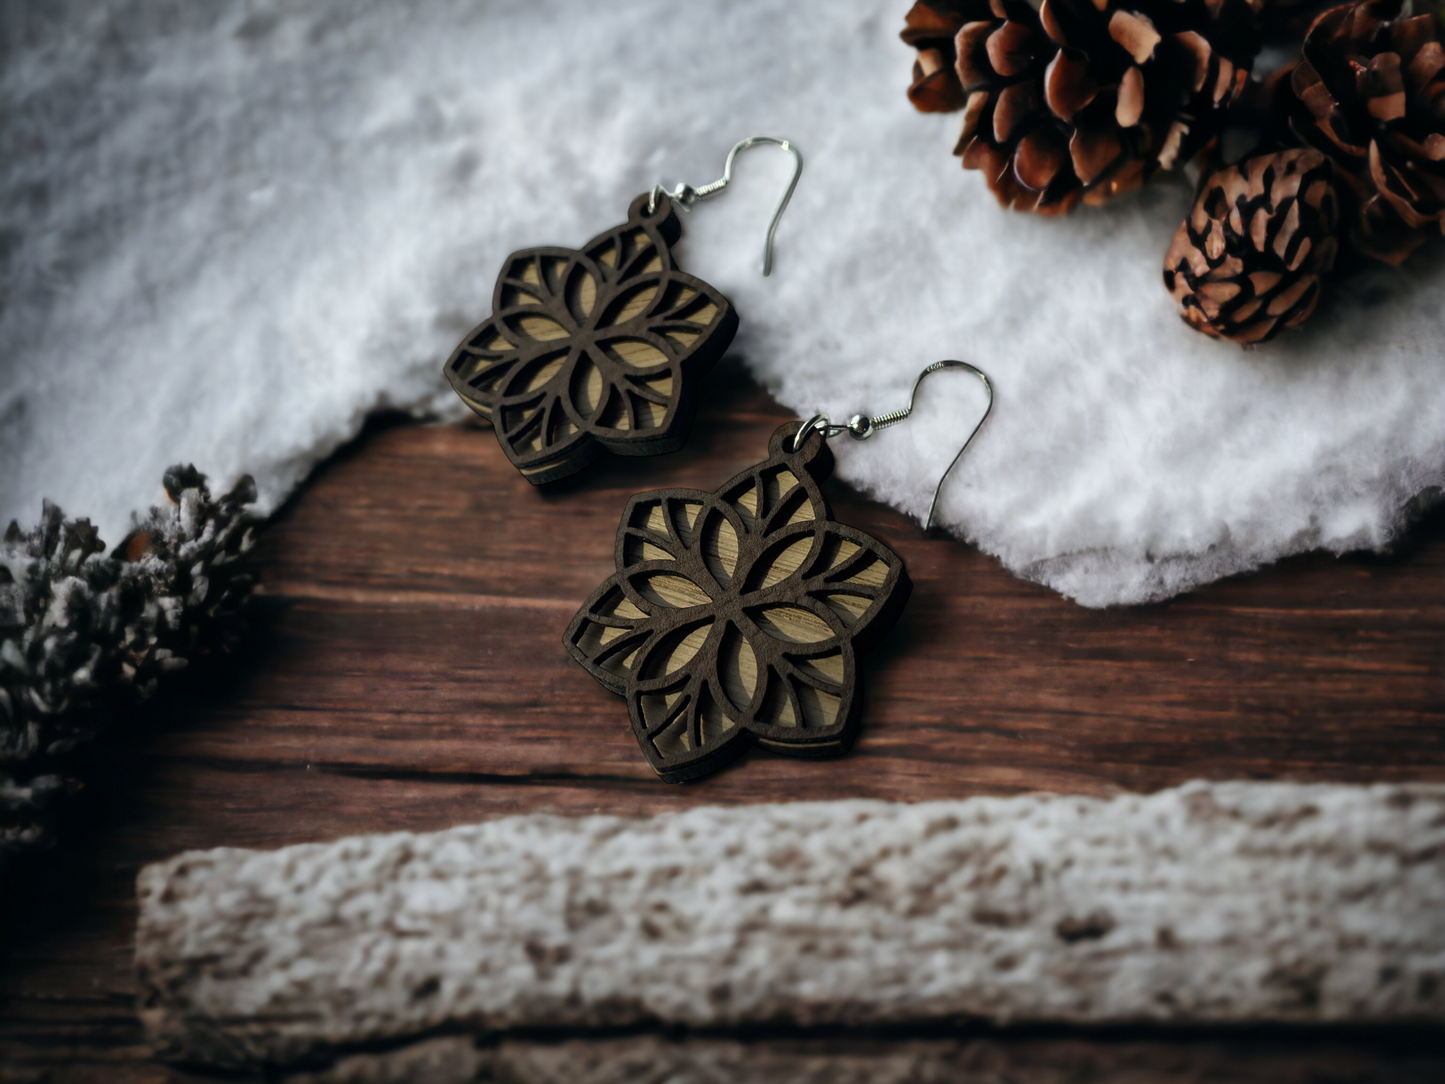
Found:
<box><xmin>136</xmin><ymin>782</ymin><xmax>1445</xmax><ymax>1070</ymax></box>
<box><xmin>284</xmin><ymin>1034</ymin><xmax>1445</xmax><ymax>1084</ymax></box>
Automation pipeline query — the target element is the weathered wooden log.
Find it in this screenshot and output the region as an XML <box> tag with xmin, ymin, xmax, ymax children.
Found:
<box><xmin>136</xmin><ymin>782</ymin><xmax>1445</xmax><ymax>1069</ymax></box>
<box><xmin>285</xmin><ymin>1034</ymin><xmax>1445</xmax><ymax>1084</ymax></box>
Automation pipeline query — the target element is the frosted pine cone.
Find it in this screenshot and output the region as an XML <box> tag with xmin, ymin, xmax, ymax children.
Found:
<box><xmin>912</xmin><ymin>0</ymin><xmax>1261</xmax><ymax>213</ymax></box>
<box><xmin>1</xmin><ymin>467</ymin><xmax>259</xmax><ymax>865</ymax></box>
<box><xmin>1286</xmin><ymin>0</ymin><xmax>1445</xmax><ymax>264</ymax></box>
<box><xmin>1164</xmin><ymin>149</ymin><xmax>1341</xmax><ymax>344</ymax></box>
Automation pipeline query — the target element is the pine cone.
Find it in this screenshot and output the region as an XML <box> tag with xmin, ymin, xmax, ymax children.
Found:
<box><xmin>1</xmin><ymin>468</ymin><xmax>259</xmax><ymax>866</ymax></box>
<box><xmin>943</xmin><ymin>0</ymin><xmax>1260</xmax><ymax>213</ymax></box>
<box><xmin>1286</xmin><ymin>0</ymin><xmax>1445</xmax><ymax>264</ymax></box>
<box><xmin>952</xmin><ymin>1</ymin><xmax>1081</xmax><ymax>213</ymax></box>
<box><xmin>1164</xmin><ymin>149</ymin><xmax>1341</xmax><ymax>344</ymax></box>
<box><xmin>901</xmin><ymin>1</ymin><xmax>996</xmax><ymax>112</ymax></box>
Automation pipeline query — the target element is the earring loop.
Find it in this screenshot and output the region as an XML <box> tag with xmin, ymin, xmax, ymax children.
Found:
<box><xmin>649</xmin><ymin>135</ymin><xmax>803</xmax><ymax>276</ymax></box>
<box><xmin>788</xmin><ymin>360</ymin><xmax>994</xmax><ymax>530</ymax></box>
<box><xmin>907</xmin><ymin>361</ymin><xmax>993</xmax><ymax>531</ymax></box>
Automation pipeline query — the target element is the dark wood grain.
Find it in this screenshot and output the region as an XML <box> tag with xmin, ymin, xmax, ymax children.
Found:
<box><xmin>3</xmin><ymin>357</ymin><xmax>1444</xmax><ymax>1080</ymax></box>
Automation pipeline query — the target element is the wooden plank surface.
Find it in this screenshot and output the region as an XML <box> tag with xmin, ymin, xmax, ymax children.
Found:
<box><xmin>3</xmin><ymin>358</ymin><xmax>1445</xmax><ymax>1080</ymax></box>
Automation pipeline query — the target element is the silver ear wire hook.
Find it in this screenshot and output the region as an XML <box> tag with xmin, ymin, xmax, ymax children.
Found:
<box><xmin>789</xmin><ymin>360</ymin><xmax>994</xmax><ymax>531</ymax></box>
<box><xmin>648</xmin><ymin>135</ymin><xmax>803</xmax><ymax>276</ymax></box>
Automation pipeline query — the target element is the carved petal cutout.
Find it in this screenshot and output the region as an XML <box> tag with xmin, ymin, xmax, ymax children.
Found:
<box><xmin>443</xmin><ymin>193</ymin><xmax>739</xmax><ymax>484</ymax></box>
<box><xmin>564</xmin><ymin>422</ymin><xmax>912</xmax><ymax>782</ymax></box>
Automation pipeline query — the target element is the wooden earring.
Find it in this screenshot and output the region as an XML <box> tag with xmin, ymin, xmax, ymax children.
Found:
<box><xmin>443</xmin><ymin>193</ymin><xmax>738</xmax><ymax>484</ymax></box>
<box><xmin>564</xmin><ymin>360</ymin><xmax>994</xmax><ymax>782</ymax></box>
<box><xmin>565</xmin><ymin>421</ymin><xmax>910</xmax><ymax>781</ymax></box>
<box><xmin>444</xmin><ymin>137</ymin><xmax>802</xmax><ymax>485</ymax></box>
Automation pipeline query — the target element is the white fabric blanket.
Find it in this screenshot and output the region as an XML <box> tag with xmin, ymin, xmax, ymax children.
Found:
<box><xmin>3</xmin><ymin>0</ymin><xmax>1443</xmax><ymax>606</ymax></box>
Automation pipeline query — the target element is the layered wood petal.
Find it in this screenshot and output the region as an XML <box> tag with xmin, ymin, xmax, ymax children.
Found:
<box><xmin>565</xmin><ymin>424</ymin><xmax>910</xmax><ymax>783</ymax></box>
<box><xmin>443</xmin><ymin>194</ymin><xmax>737</xmax><ymax>483</ymax></box>
<box><xmin>1164</xmin><ymin>150</ymin><xmax>1341</xmax><ymax>345</ymax></box>
<box><xmin>1288</xmin><ymin>0</ymin><xmax>1445</xmax><ymax>265</ymax></box>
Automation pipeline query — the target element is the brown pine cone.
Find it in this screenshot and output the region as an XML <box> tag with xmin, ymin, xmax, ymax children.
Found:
<box><xmin>946</xmin><ymin>0</ymin><xmax>1260</xmax><ymax>214</ymax></box>
<box><xmin>900</xmin><ymin>1</ymin><xmax>995</xmax><ymax>112</ymax></box>
<box><xmin>1163</xmin><ymin>149</ymin><xmax>1341</xmax><ymax>344</ymax></box>
<box><xmin>1286</xmin><ymin>0</ymin><xmax>1445</xmax><ymax>265</ymax></box>
<box><xmin>952</xmin><ymin>1</ymin><xmax>1079</xmax><ymax>213</ymax></box>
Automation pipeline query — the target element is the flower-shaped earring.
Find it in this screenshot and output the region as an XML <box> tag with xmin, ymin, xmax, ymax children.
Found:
<box><xmin>444</xmin><ymin>137</ymin><xmax>802</xmax><ymax>484</ymax></box>
<box><xmin>565</xmin><ymin>361</ymin><xmax>994</xmax><ymax>782</ymax></box>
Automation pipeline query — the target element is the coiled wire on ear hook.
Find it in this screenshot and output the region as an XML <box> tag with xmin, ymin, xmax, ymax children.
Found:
<box><xmin>648</xmin><ymin>135</ymin><xmax>803</xmax><ymax>276</ymax></box>
<box><xmin>789</xmin><ymin>360</ymin><xmax>994</xmax><ymax>531</ymax></box>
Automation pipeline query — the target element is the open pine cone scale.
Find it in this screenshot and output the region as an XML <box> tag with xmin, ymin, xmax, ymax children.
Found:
<box><xmin>903</xmin><ymin>0</ymin><xmax>996</xmax><ymax>111</ymax></box>
<box><xmin>904</xmin><ymin>0</ymin><xmax>1262</xmax><ymax>214</ymax></box>
<box><xmin>1039</xmin><ymin>0</ymin><xmax>1256</xmax><ymax>176</ymax></box>
<box><xmin>1289</xmin><ymin>0</ymin><xmax>1445</xmax><ymax>263</ymax></box>
<box><xmin>903</xmin><ymin>0</ymin><xmax>1445</xmax><ymax>344</ymax></box>
<box><xmin>954</xmin><ymin>1</ymin><xmax>1074</xmax><ymax>212</ymax></box>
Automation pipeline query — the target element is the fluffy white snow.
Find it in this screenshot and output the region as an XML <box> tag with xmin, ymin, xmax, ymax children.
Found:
<box><xmin>3</xmin><ymin>0</ymin><xmax>1443</xmax><ymax>606</ymax></box>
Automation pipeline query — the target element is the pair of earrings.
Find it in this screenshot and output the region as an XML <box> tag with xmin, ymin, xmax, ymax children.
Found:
<box><xmin>444</xmin><ymin>137</ymin><xmax>992</xmax><ymax>783</ymax></box>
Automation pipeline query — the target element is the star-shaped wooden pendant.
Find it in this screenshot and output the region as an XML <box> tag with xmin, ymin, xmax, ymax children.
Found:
<box><xmin>444</xmin><ymin>193</ymin><xmax>738</xmax><ymax>484</ymax></box>
<box><xmin>565</xmin><ymin>422</ymin><xmax>912</xmax><ymax>782</ymax></box>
